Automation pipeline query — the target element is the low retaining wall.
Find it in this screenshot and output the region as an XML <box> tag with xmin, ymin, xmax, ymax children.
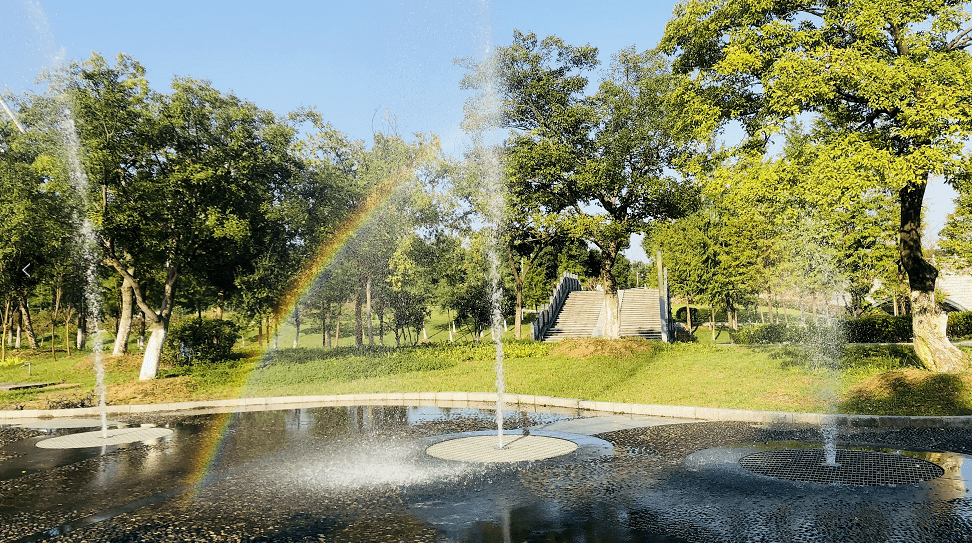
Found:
<box><xmin>3</xmin><ymin>392</ymin><xmax>971</xmax><ymax>429</ymax></box>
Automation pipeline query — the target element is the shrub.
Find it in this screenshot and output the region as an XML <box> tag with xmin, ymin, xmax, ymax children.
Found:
<box><xmin>163</xmin><ymin>317</ymin><xmax>240</xmax><ymax>365</ymax></box>
<box><xmin>673</xmin><ymin>306</ymin><xmax>704</xmax><ymax>324</ymax></box>
<box><xmin>730</xmin><ymin>324</ymin><xmax>800</xmax><ymax>344</ymax></box>
<box><xmin>673</xmin><ymin>323</ymin><xmax>696</xmax><ymax>342</ymax></box>
<box><xmin>841</xmin><ymin>315</ymin><xmax>912</xmax><ymax>343</ymax></box>
<box><xmin>947</xmin><ymin>311</ymin><xmax>972</xmax><ymax>340</ymax></box>
<box><xmin>0</xmin><ymin>355</ymin><xmax>25</xmax><ymax>368</ymax></box>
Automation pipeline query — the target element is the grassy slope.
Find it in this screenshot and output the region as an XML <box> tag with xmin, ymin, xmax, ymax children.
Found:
<box><xmin>5</xmin><ymin>333</ymin><xmax>969</xmax><ymax>415</ymax></box>
<box><xmin>3</xmin><ymin>304</ymin><xmax>971</xmax><ymax>415</ymax></box>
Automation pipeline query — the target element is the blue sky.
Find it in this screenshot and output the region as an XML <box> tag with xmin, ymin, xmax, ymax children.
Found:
<box><xmin>1</xmin><ymin>0</ymin><xmax>958</xmax><ymax>260</ymax></box>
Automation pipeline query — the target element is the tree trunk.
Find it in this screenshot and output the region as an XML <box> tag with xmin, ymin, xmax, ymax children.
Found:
<box><xmin>508</xmin><ymin>252</ymin><xmax>528</xmax><ymax>340</ymax></box>
<box><xmin>601</xmin><ymin>244</ymin><xmax>622</xmax><ymax>339</ymax></box>
<box><xmin>293</xmin><ymin>305</ymin><xmax>301</xmax><ymax>349</ymax></box>
<box><xmin>684</xmin><ymin>299</ymin><xmax>691</xmax><ymax>330</ymax></box>
<box><xmin>334</xmin><ymin>309</ymin><xmax>341</xmax><ymax>347</ymax></box>
<box><xmin>113</xmin><ymin>276</ymin><xmax>134</xmax><ymax>356</ymax></box>
<box><xmin>139</xmin><ymin>320</ymin><xmax>167</xmax><ymax>380</ymax></box>
<box><xmin>710</xmin><ymin>304</ymin><xmax>716</xmax><ymax>341</ymax></box>
<box><xmin>899</xmin><ymin>181</ymin><xmax>967</xmax><ymax>371</ymax></box>
<box><xmin>76</xmin><ymin>300</ymin><xmax>86</xmax><ymax>351</ymax></box>
<box><xmin>1</xmin><ymin>298</ymin><xmax>9</xmax><ymax>363</ymax></box>
<box><xmin>354</xmin><ymin>288</ymin><xmax>364</xmax><ymax>348</ymax></box>
<box><xmin>105</xmin><ymin>261</ymin><xmax>179</xmax><ymax>381</ymax></box>
<box><xmin>137</xmin><ymin>311</ymin><xmax>145</xmax><ymax>351</ymax></box>
<box><xmin>377</xmin><ymin>303</ymin><xmax>385</xmax><ymax>346</ymax></box>
<box><xmin>323</xmin><ymin>301</ymin><xmax>330</xmax><ymax>347</ymax></box>
<box><xmin>17</xmin><ymin>294</ymin><xmax>38</xmax><ymax>349</ymax></box>
<box><xmin>258</xmin><ymin>319</ymin><xmax>264</xmax><ymax>347</ymax></box>
<box><xmin>366</xmin><ymin>277</ymin><xmax>374</xmax><ymax>346</ymax></box>
<box><xmin>64</xmin><ymin>305</ymin><xmax>72</xmax><ymax>356</ymax></box>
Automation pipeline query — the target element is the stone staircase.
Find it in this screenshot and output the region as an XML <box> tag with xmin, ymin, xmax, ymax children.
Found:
<box><xmin>541</xmin><ymin>288</ymin><xmax>665</xmax><ymax>341</ymax></box>
<box><xmin>619</xmin><ymin>288</ymin><xmax>663</xmax><ymax>340</ymax></box>
<box><xmin>542</xmin><ymin>291</ymin><xmax>605</xmax><ymax>341</ymax></box>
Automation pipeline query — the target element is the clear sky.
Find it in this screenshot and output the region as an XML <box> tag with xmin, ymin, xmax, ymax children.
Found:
<box><xmin>1</xmin><ymin>0</ymin><xmax>958</xmax><ymax>261</ymax></box>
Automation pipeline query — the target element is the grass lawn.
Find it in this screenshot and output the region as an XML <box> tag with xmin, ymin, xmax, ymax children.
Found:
<box><xmin>3</xmin><ymin>334</ymin><xmax>970</xmax><ymax>416</ymax></box>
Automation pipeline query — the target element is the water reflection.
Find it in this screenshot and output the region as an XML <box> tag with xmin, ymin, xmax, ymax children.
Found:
<box><xmin>2</xmin><ymin>408</ymin><xmax>972</xmax><ymax>542</ymax></box>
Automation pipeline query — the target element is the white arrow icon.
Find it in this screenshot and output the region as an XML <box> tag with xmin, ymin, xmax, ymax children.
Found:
<box><xmin>22</xmin><ymin>263</ymin><xmax>30</xmax><ymax>277</ymax></box>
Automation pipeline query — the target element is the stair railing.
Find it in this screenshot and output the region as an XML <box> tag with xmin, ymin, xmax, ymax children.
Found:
<box><xmin>531</xmin><ymin>273</ymin><xmax>582</xmax><ymax>341</ymax></box>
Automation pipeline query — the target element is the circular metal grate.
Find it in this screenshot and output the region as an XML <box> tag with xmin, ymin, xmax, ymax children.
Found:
<box><xmin>738</xmin><ymin>449</ymin><xmax>944</xmax><ymax>486</ymax></box>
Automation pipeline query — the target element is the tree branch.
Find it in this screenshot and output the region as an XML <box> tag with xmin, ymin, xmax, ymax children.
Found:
<box><xmin>948</xmin><ymin>26</ymin><xmax>972</xmax><ymax>51</ymax></box>
<box><xmin>101</xmin><ymin>248</ymin><xmax>160</xmax><ymax>324</ymax></box>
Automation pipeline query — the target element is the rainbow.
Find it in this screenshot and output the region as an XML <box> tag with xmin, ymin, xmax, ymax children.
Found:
<box><xmin>270</xmin><ymin>138</ymin><xmax>440</xmax><ymax>331</ymax></box>
<box><xmin>182</xmin><ymin>137</ymin><xmax>441</xmax><ymax>497</ymax></box>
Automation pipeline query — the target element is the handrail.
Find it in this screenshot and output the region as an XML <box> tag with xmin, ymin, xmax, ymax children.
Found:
<box><xmin>531</xmin><ymin>273</ymin><xmax>581</xmax><ymax>341</ymax></box>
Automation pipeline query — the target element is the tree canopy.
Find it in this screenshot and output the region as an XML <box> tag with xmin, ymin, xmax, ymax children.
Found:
<box><xmin>661</xmin><ymin>0</ymin><xmax>972</xmax><ymax>370</ymax></box>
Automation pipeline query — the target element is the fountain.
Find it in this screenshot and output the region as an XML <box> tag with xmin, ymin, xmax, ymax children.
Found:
<box><xmin>3</xmin><ymin>3</ymin><xmax>972</xmax><ymax>542</ymax></box>
<box><xmin>3</xmin><ymin>403</ymin><xmax>971</xmax><ymax>542</ymax></box>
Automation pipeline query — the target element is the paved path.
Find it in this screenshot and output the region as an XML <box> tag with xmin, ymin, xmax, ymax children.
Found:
<box><xmin>0</xmin><ymin>382</ymin><xmax>53</xmax><ymax>392</ymax></box>
<box><xmin>532</xmin><ymin>414</ymin><xmax>702</xmax><ymax>436</ymax></box>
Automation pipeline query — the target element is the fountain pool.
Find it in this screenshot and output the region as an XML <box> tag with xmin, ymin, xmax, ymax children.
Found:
<box><xmin>2</xmin><ymin>404</ymin><xmax>972</xmax><ymax>542</ymax></box>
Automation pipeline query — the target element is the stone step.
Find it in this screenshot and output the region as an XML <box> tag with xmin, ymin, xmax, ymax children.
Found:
<box><xmin>542</xmin><ymin>288</ymin><xmax>668</xmax><ymax>342</ymax></box>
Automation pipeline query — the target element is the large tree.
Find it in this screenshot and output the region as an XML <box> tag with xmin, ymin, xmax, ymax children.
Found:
<box><xmin>71</xmin><ymin>55</ymin><xmax>298</xmax><ymax>379</ymax></box>
<box><xmin>467</xmin><ymin>32</ymin><xmax>703</xmax><ymax>338</ymax></box>
<box><xmin>661</xmin><ymin>0</ymin><xmax>972</xmax><ymax>370</ymax></box>
<box><xmin>0</xmin><ymin>95</ymin><xmax>77</xmax><ymax>354</ymax></box>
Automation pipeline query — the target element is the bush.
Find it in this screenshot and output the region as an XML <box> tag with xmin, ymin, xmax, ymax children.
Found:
<box><xmin>673</xmin><ymin>306</ymin><xmax>704</xmax><ymax>324</ymax></box>
<box><xmin>731</xmin><ymin>316</ymin><xmax>915</xmax><ymax>345</ymax></box>
<box><xmin>730</xmin><ymin>324</ymin><xmax>801</xmax><ymax>344</ymax></box>
<box><xmin>673</xmin><ymin>323</ymin><xmax>696</xmax><ymax>342</ymax></box>
<box><xmin>841</xmin><ymin>315</ymin><xmax>912</xmax><ymax>343</ymax></box>
<box><xmin>948</xmin><ymin>311</ymin><xmax>972</xmax><ymax>340</ymax></box>
<box><xmin>0</xmin><ymin>355</ymin><xmax>25</xmax><ymax>368</ymax></box>
<box><xmin>163</xmin><ymin>317</ymin><xmax>240</xmax><ymax>365</ymax></box>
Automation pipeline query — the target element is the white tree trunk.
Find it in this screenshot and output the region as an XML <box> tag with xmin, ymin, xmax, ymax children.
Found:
<box><xmin>293</xmin><ymin>306</ymin><xmax>300</xmax><ymax>349</ymax></box>
<box><xmin>139</xmin><ymin>322</ymin><xmax>167</xmax><ymax>380</ymax></box>
<box><xmin>113</xmin><ymin>277</ymin><xmax>134</xmax><ymax>356</ymax></box>
<box><xmin>603</xmin><ymin>291</ymin><xmax>621</xmax><ymax>339</ymax></box>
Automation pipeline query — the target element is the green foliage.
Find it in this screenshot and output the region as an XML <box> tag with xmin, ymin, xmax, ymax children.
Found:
<box><xmin>732</xmin><ymin>316</ymin><xmax>914</xmax><ymax>345</ymax></box>
<box><xmin>661</xmin><ymin>0</ymin><xmax>972</xmax><ymax>370</ymax></box>
<box><xmin>466</xmin><ymin>31</ymin><xmax>703</xmax><ymax>301</ymax></box>
<box><xmin>948</xmin><ymin>311</ymin><xmax>972</xmax><ymax>340</ymax></box>
<box><xmin>938</xmin><ymin>185</ymin><xmax>972</xmax><ymax>272</ymax></box>
<box><xmin>163</xmin><ymin>317</ymin><xmax>240</xmax><ymax>365</ymax></box>
<box><xmin>842</xmin><ymin>315</ymin><xmax>913</xmax><ymax>344</ymax></box>
<box><xmin>673</xmin><ymin>306</ymin><xmax>704</xmax><ymax>324</ymax></box>
<box><xmin>0</xmin><ymin>356</ymin><xmax>25</xmax><ymax>368</ymax></box>
<box><xmin>730</xmin><ymin>324</ymin><xmax>803</xmax><ymax>345</ymax></box>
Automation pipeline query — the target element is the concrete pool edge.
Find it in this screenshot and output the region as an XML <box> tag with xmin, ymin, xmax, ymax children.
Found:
<box><xmin>2</xmin><ymin>392</ymin><xmax>972</xmax><ymax>429</ymax></box>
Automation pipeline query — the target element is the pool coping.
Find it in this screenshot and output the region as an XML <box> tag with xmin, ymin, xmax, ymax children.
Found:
<box><xmin>2</xmin><ymin>392</ymin><xmax>971</xmax><ymax>428</ymax></box>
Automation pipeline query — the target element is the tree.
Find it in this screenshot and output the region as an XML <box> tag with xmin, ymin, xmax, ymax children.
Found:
<box><xmin>662</xmin><ymin>1</ymin><xmax>972</xmax><ymax>370</ymax></box>
<box><xmin>938</xmin><ymin>180</ymin><xmax>972</xmax><ymax>272</ymax></box>
<box><xmin>466</xmin><ymin>32</ymin><xmax>702</xmax><ymax>338</ymax></box>
<box><xmin>0</xmin><ymin>94</ymin><xmax>77</xmax><ymax>354</ymax></box>
<box><xmin>71</xmin><ymin>55</ymin><xmax>298</xmax><ymax>379</ymax></box>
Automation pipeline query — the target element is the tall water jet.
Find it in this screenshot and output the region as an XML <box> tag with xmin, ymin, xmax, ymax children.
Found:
<box><xmin>55</xmin><ymin>94</ymin><xmax>109</xmax><ymax>439</ymax></box>
<box><xmin>461</xmin><ymin>17</ymin><xmax>508</xmax><ymax>449</ymax></box>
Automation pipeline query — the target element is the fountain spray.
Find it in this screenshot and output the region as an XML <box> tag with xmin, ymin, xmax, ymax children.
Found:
<box><xmin>55</xmin><ymin>96</ymin><xmax>109</xmax><ymax>439</ymax></box>
<box><xmin>0</xmin><ymin>95</ymin><xmax>27</xmax><ymax>134</ymax></box>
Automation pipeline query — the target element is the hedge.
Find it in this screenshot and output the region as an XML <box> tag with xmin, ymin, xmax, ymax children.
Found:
<box><xmin>162</xmin><ymin>317</ymin><xmax>240</xmax><ymax>365</ymax></box>
<box><xmin>731</xmin><ymin>315</ymin><xmax>912</xmax><ymax>345</ymax></box>
<box><xmin>949</xmin><ymin>311</ymin><xmax>972</xmax><ymax>340</ymax></box>
<box><xmin>731</xmin><ymin>312</ymin><xmax>972</xmax><ymax>344</ymax></box>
